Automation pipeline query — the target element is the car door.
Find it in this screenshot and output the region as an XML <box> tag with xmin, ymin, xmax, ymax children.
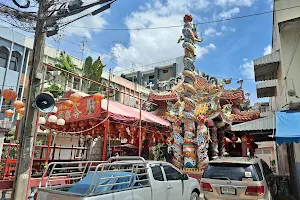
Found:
<box><xmin>162</xmin><ymin>165</ymin><xmax>184</xmax><ymax>200</ymax></box>
<box><xmin>150</xmin><ymin>165</ymin><xmax>168</xmax><ymax>200</ymax></box>
<box><xmin>261</xmin><ymin>160</ymin><xmax>276</xmax><ymax>195</ymax></box>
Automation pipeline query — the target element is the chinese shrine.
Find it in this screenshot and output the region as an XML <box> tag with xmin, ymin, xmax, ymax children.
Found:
<box><xmin>146</xmin><ymin>14</ymin><xmax>260</xmax><ymax>175</ymax></box>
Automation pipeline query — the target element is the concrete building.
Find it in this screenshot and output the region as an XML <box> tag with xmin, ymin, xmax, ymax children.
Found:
<box><xmin>254</xmin><ymin>141</ymin><xmax>277</xmax><ymax>173</ymax></box>
<box><xmin>0</xmin><ymin>25</ymin><xmax>151</xmax><ymax>122</ymax></box>
<box><xmin>232</xmin><ymin>1</ymin><xmax>300</xmax><ymax>198</ymax></box>
<box><xmin>120</xmin><ymin>56</ymin><xmax>184</xmax><ymax>90</ymax></box>
<box><xmin>0</xmin><ymin>25</ymin><xmax>84</xmax><ymax>121</ymax></box>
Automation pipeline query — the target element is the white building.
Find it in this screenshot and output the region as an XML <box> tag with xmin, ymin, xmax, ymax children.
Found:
<box><xmin>0</xmin><ymin>25</ymin><xmax>151</xmax><ymax>122</ymax></box>
<box><xmin>232</xmin><ymin>1</ymin><xmax>300</xmax><ymax>198</ymax></box>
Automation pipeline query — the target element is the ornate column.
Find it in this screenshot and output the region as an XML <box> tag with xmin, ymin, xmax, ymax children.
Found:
<box><xmin>183</xmin><ymin>119</ymin><xmax>197</xmax><ymax>168</ymax></box>
<box><xmin>171</xmin><ymin>119</ymin><xmax>184</xmax><ymax>168</ymax></box>
<box><xmin>195</xmin><ymin>115</ymin><xmax>209</xmax><ymax>169</ymax></box>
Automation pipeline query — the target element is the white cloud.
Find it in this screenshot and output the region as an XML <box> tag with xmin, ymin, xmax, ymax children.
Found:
<box><xmin>263</xmin><ymin>44</ymin><xmax>272</xmax><ymax>56</ymax></box>
<box><xmin>215</xmin><ymin>0</ymin><xmax>255</xmax><ymax>7</ymax></box>
<box><xmin>240</xmin><ymin>59</ymin><xmax>254</xmax><ymax>79</ymax></box>
<box><xmin>62</xmin><ymin>1</ymin><xmax>110</xmax><ymax>39</ymax></box>
<box><xmin>221</xmin><ymin>25</ymin><xmax>236</xmax><ymax>32</ymax></box>
<box><xmin>219</xmin><ymin>7</ymin><xmax>240</xmax><ymax>19</ymax></box>
<box><xmin>267</xmin><ymin>0</ymin><xmax>274</xmax><ymax>9</ymax></box>
<box><xmin>204</xmin><ymin>27</ymin><xmax>222</xmax><ymax>36</ymax></box>
<box><xmin>206</xmin><ymin>43</ymin><xmax>217</xmax><ymax>49</ymax></box>
<box><xmin>111</xmin><ymin>0</ymin><xmax>215</xmax><ymax>71</ymax></box>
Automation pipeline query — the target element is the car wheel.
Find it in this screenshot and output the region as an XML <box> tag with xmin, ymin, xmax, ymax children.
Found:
<box><xmin>190</xmin><ymin>192</ymin><xmax>200</xmax><ymax>200</ymax></box>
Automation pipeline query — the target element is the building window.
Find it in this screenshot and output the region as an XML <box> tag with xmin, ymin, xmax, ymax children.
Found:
<box><xmin>73</xmin><ymin>77</ymin><xmax>80</xmax><ymax>90</ymax></box>
<box><xmin>115</xmin><ymin>88</ymin><xmax>121</xmax><ymax>102</ymax></box>
<box><xmin>0</xmin><ymin>48</ymin><xmax>8</xmax><ymax>68</ymax></box>
<box><xmin>163</xmin><ymin>69</ymin><xmax>168</xmax><ymax>74</ymax></box>
<box><xmin>149</xmin><ymin>75</ymin><xmax>154</xmax><ymax>79</ymax></box>
<box><xmin>18</xmin><ymin>86</ymin><xmax>23</xmax><ymax>99</ymax></box>
<box><xmin>9</xmin><ymin>54</ymin><xmax>19</xmax><ymax>71</ymax></box>
<box><xmin>255</xmin><ymin>150</ymin><xmax>262</xmax><ymax>154</ymax></box>
<box><xmin>263</xmin><ymin>149</ymin><xmax>271</xmax><ymax>154</ymax></box>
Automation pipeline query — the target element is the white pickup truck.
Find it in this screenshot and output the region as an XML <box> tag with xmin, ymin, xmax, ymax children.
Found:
<box><xmin>36</xmin><ymin>157</ymin><xmax>201</xmax><ymax>200</ymax></box>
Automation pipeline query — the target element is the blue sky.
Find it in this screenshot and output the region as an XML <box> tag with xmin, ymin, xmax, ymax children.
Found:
<box><xmin>3</xmin><ymin>0</ymin><xmax>274</xmax><ymax>104</ymax></box>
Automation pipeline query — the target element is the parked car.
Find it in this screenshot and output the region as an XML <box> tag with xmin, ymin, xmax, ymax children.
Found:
<box><xmin>36</xmin><ymin>157</ymin><xmax>201</xmax><ymax>200</ymax></box>
<box><xmin>200</xmin><ymin>157</ymin><xmax>277</xmax><ymax>200</ymax></box>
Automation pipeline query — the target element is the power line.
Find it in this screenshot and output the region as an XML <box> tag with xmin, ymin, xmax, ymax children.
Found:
<box><xmin>66</xmin><ymin>4</ymin><xmax>300</xmax><ymax>31</ymax></box>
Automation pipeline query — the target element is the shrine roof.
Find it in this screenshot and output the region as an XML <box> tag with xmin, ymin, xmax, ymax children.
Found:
<box><xmin>148</xmin><ymin>89</ymin><xmax>245</xmax><ymax>102</ymax></box>
<box><xmin>148</xmin><ymin>75</ymin><xmax>245</xmax><ymax>102</ymax></box>
<box><xmin>152</xmin><ymin>106</ymin><xmax>259</xmax><ymax>123</ymax></box>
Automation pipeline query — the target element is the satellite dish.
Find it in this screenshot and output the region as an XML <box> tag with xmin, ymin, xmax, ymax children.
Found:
<box><xmin>32</xmin><ymin>93</ymin><xmax>55</xmax><ymax>113</ymax></box>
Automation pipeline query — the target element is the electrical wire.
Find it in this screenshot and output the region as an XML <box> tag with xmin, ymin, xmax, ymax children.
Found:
<box><xmin>65</xmin><ymin>4</ymin><xmax>300</xmax><ymax>31</ymax></box>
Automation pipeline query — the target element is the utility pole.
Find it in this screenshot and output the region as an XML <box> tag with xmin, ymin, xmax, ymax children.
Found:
<box><xmin>11</xmin><ymin>0</ymin><xmax>48</xmax><ymax>199</ymax></box>
<box><xmin>80</xmin><ymin>37</ymin><xmax>88</xmax><ymax>61</ymax></box>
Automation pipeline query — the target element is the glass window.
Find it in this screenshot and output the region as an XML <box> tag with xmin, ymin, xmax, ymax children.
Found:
<box><xmin>18</xmin><ymin>86</ymin><xmax>23</xmax><ymax>99</ymax></box>
<box><xmin>163</xmin><ymin>165</ymin><xmax>182</xmax><ymax>181</ymax></box>
<box><xmin>73</xmin><ymin>78</ymin><xmax>80</xmax><ymax>90</ymax></box>
<box><xmin>202</xmin><ymin>163</ymin><xmax>261</xmax><ymax>181</ymax></box>
<box><xmin>151</xmin><ymin>165</ymin><xmax>164</xmax><ymax>181</ymax></box>
<box><xmin>255</xmin><ymin>150</ymin><xmax>262</xmax><ymax>154</ymax></box>
<box><xmin>0</xmin><ymin>52</ymin><xmax>8</xmax><ymax>68</ymax></box>
<box><xmin>163</xmin><ymin>69</ymin><xmax>168</xmax><ymax>73</ymax></box>
<box><xmin>261</xmin><ymin>161</ymin><xmax>272</xmax><ymax>176</ymax></box>
<box><xmin>254</xmin><ymin>163</ymin><xmax>263</xmax><ymax>181</ymax></box>
<box><xmin>149</xmin><ymin>75</ymin><xmax>154</xmax><ymax>79</ymax></box>
<box><xmin>9</xmin><ymin>56</ymin><xmax>19</xmax><ymax>71</ymax></box>
<box><xmin>263</xmin><ymin>149</ymin><xmax>271</xmax><ymax>154</ymax></box>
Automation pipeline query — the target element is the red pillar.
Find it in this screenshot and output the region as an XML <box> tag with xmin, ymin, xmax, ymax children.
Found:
<box><xmin>102</xmin><ymin>120</ymin><xmax>109</xmax><ymax>161</ymax></box>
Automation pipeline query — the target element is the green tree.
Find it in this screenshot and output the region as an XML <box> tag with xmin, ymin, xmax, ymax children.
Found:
<box><xmin>82</xmin><ymin>56</ymin><xmax>106</xmax><ymax>92</ymax></box>
<box><xmin>45</xmin><ymin>84</ymin><xmax>64</xmax><ymax>98</ymax></box>
<box><xmin>55</xmin><ymin>53</ymin><xmax>77</xmax><ymax>89</ymax></box>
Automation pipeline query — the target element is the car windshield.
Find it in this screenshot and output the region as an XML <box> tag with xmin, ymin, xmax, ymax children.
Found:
<box><xmin>202</xmin><ymin>163</ymin><xmax>262</xmax><ymax>181</ymax></box>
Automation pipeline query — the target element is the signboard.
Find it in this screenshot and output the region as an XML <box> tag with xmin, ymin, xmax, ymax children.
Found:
<box><xmin>55</xmin><ymin>96</ymin><xmax>102</xmax><ymax>122</ymax></box>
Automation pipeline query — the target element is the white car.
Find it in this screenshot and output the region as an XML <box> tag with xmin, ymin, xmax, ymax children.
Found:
<box><xmin>36</xmin><ymin>157</ymin><xmax>201</xmax><ymax>200</ymax></box>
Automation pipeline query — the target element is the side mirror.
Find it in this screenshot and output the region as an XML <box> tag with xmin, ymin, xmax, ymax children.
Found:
<box><xmin>181</xmin><ymin>174</ymin><xmax>189</xmax><ymax>180</ymax></box>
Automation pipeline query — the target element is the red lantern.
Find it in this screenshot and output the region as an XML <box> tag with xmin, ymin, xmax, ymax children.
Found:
<box><xmin>93</xmin><ymin>93</ymin><xmax>104</xmax><ymax>104</ymax></box>
<box><xmin>16</xmin><ymin>107</ymin><xmax>25</xmax><ymax>115</ymax></box>
<box><xmin>64</xmin><ymin>100</ymin><xmax>73</xmax><ymax>108</ymax></box>
<box><xmin>241</xmin><ymin>136</ymin><xmax>247</xmax><ymax>143</ymax></box>
<box><xmin>2</xmin><ymin>89</ymin><xmax>17</xmax><ymax>103</ymax></box>
<box><xmin>224</xmin><ymin>137</ymin><xmax>230</xmax><ymax>145</ymax></box>
<box><xmin>12</xmin><ymin>100</ymin><xmax>25</xmax><ymax>109</ymax></box>
<box><xmin>130</xmin><ymin>126</ymin><xmax>137</xmax><ymax>133</ymax></box>
<box><xmin>70</xmin><ymin>93</ymin><xmax>82</xmax><ymax>103</ymax></box>
<box><xmin>5</xmin><ymin>109</ymin><xmax>14</xmax><ymax>117</ymax></box>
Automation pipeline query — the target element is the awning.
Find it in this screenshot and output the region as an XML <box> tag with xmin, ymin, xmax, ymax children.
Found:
<box><xmin>254</xmin><ymin>51</ymin><xmax>280</xmax><ymax>81</ymax></box>
<box><xmin>276</xmin><ymin>111</ymin><xmax>300</xmax><ymax>145</ymax></box>
<box><xmin>101</xmin><ymin>99</ymin><xmax>170</xmax><ymax>127</ymax></box>
<box><xmin>231</xmin><ymin>115</ymin><xmax>275</xmax><ymax>131</ymax></box>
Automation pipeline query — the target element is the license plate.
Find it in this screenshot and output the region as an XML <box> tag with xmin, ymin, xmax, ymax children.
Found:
<box><xmin>221</xmin><ymin>187</ymin><xmax>236</xmax><ymax>195</ymax></box>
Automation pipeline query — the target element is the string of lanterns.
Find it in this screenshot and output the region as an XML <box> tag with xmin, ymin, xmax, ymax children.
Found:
<box><xmin>1</xmin><ymin>89</ymin><xmax>25</xmax><ymax>118</ymax></box>
<box><xmin>37</xmin><ymin>92</ymin><xmax>105</xmax><ymax>134</ymax></box>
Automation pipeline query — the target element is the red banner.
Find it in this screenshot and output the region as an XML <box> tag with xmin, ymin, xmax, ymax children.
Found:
<box><xmin>55</xmin><ymin>96</ymin><xmax>103</xmax><ymax>122</ymax></box>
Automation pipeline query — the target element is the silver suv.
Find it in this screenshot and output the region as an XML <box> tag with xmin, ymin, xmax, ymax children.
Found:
<box><xmin>200</xmin><ymin>157</ymin><xmax>276</xmax><ymax>200</ymax></box>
